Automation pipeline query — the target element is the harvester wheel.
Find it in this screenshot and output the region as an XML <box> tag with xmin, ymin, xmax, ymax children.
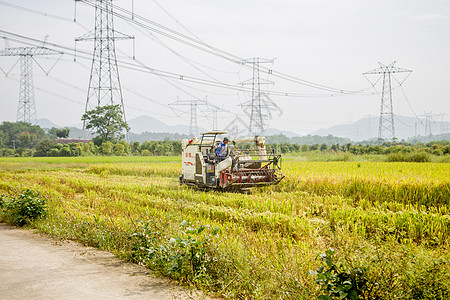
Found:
<box><xmin>179</xmin><ymin>175</ymin><xmax>184</xmax><ymax>185</ymax></box>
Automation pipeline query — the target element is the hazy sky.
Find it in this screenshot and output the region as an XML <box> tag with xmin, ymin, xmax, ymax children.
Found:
<box><xmin>1</xmin><ymin>0</ymin><xmax>449</xmax><ymax>135</ymax></box>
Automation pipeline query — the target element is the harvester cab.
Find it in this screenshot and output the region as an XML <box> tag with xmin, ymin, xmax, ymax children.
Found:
<box><xmin>179</xmin><ymin>131</ymin><xmax>284</xmax><ymax>191</ymax></box>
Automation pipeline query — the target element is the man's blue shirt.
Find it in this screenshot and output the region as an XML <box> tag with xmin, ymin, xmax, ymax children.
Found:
<box><xmin>216</xmin><ymin>142</ymin><xmax>228</xmax><ymax>157</ymax></box>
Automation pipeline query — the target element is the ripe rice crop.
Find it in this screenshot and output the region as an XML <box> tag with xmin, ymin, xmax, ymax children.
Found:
<box><xmin>0</xmin><ymin>157</ymin><xmax>448</xmax><ymax>299</ymax></box>
<box><xmin>279</xmin><ymin>161</ymin><xmax>450</xmax><ymax>208</ymax></box>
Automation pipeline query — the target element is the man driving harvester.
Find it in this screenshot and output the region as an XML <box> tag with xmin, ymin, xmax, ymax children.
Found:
<box><xmin>216</xmin><ymin>137</ymin><xmax>229</xmax><ymax>160</ymax></box>
<box><xmin>179</xmin><ymin>131</ymin><xmax>284</xmax><ymax>190</ymax></box>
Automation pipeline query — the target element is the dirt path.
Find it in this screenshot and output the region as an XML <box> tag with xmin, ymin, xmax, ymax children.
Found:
<box><xmin>0</xmin><ymin>223</ymin><xmax>205</xmax><ymax>300</ymax></box>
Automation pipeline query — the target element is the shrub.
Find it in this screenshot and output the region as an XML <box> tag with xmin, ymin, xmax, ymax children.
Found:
<box><xmin>0</xmin><ymin>148</ymin><xmax>15</xmax><ymax>157</ymax></box>
<box><xmin>71</xmin><ymin>143</ymin><xmax>82</xmax><ymax>156</ymax></box>
<box><xmin>101</xmin><ymin>141</ymin><xmax>113</xmax><ymax>155</ymax></box>
<box><xmin>60</xmin><ymin>145</ymin><xmax>72</xmax><ymax>157</ymax></box>
<box><xmin>34</xmin><ymin>139</ymin><xmax>55</xmax><ymax>157</ymax></box>
<box><xmin>406</xmin><ymin>258</ymin><xmax>449</xmax><ymax>300</ymax></box>
<box><xmin>0</xmin><ymin>189</ymin><xmax>47</xmax><ymax>226</ymax></box>
<box><xmin>309</xmin><ymin>249</ymin><xmax>373</xmax><ymax>299</ymax></box>
<box><xmin>114</xmin><ymin>143</ymin><xmax>126</xmax><ymax>156</ymax></box>
<box><xmin>408</xmin><ymin>152</ymin><xmax>432</xmax><ymax>162</ymax></box>
<box><xmin>386</xmin><ymin>152</ymin><xmax>431</xmax><ymax>163</ymax></box>
<box><xmin>129</xmin><ymin>220</ymin><xmax>220</xmax><ymax>284</ymax></box>
<box><xmin>47</xmin><ymin>148</ymin><xmax>60</xmax><ymax>157</ymax></box>
<box><xmin>81</xmin><ymin>142</ymin><xmax>92</xmax><ymax>155</ymax></box>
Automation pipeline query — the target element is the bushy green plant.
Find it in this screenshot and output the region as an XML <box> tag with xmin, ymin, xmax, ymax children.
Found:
<box><xmin>0</xmin><ymin>189</ymin><xmax>47</xmax><ymax>226</ymax></box>
<box><xmin>165</xmin><ymin>221</ymin><xmax>220</xmax><ymax>281</ymax></box>
<box><xmin>309</xmin><ymin>249</ymin><xmax>376</xmax><ymax>300</ymax></box>
<box><xmin>408</xmin><ymin>152</ymin><xmax>432</xmax><ymax>162</ymax></box>
<box><xmin>101</xmin><ymin>141</ymin><xmax>114</xmax><ymax>155</ymax></box>
<box><xmin>114</xmin><ymin>143</ymin><xmax>126</xmax><ymax>156</ymax></box>
<box><xmin>406</xmin><ymin>257</ymin><xmax>449</xmax><ymax>300</ymax></box>
<box><xmin>386</xmin><ymin>152</ymin><xmax>431</xmax><ymax>163</ymax></box>
<box><xmin>129</xmin><ymin>220</ymin><xmax>220</xmax><ymax>284</ymax></box>
<box><xmin>34</xmin><ymin>139</ymin><xmax>55</xmax><ymax>157</ymax></box>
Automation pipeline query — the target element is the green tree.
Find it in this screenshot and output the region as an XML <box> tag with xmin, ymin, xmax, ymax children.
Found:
<box><xmin>81</xmin><ymin>105</ymin><xmax>129</xmax><ymax>145</ymax></box>
<box><xmin>114</xmin><ymin>143</ymin><xmax>126</xmax><ymax>156</ymax></box>
<box><xmin>131</xmin><ymin>141</ymin><xmax>141</xmax><ymax>154</ymax></box>
<box><xmin>57</xmin><ymin>128</ymin><xmax>70</xmax><ymax>138</ymax></box>
<box><xmin>0</xmin><ymin>122</ymin><xmax>46</xmax><ymax>148</ymax></box>
<box><xmin>101</xmin><ymin>141</ymin><xmax>113</xmax><ymax>155</ymax></box>
<box><xmin>48</xmin><ymin>127</ymin><xmax>70</xmax><ymax>140</ymax></box>
<box><xmin>319</xmin><ymin>143</ymin><xmax>329</xmax><ymax>151</ymax></box>
<box><xmin>17</xmin><ymin>131</ymin><xmax>37</xmax><ymax>148</ymax></box>
<box><xmin>81</xmin><ymin>142</ymin><xmax>96</xmax><ymax>156</ymax></box>
<box><xmin>34</xmin><ymin>140</ymin><xmax>55</xmax><ymax>157</ymax></box>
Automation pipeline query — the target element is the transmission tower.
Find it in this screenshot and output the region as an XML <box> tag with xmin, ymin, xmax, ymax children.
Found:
<box><xmin>240</xmin><ymin>57</ymin><xmax>281</xmax><ymax>135</ymax></box>
<box><xmin>75</xmin><ymin>0</ymin><xmax>134</xmax><ymax>126</ymax></box>
<box><xmin>424</xmin><ymin>113</ymin><xmax>433</xmax><ymax>136</ymax></box>
<box><xmin>203</xmin><ymin>102</ymin><xmax>234</xmax><ymax>131</ymax></box>
<box><xmin>169</xmin><ymin>99</ymin><xmax>209</xmax><ymax>136</ymax></box>
<box><xmin>206</xmin><ymin>104</ymin><xmax>220</xmax><ymax>130</ymax></box>
<box><xmin>439</xmin><ymin>113</ymin><xmax>449</xmax><ymax>134</ymax></box>
<box><xmin>363</xmin><ymin>62</ymin><xmax>412</xmax><ymax>141</ymax></box>
<box><xmin>0</xmin><ymin>41</ymin><xmax>62</xmax><ymax>123</ymax></box>
<box><xmin>418</xmin><ymin>112</ymin><xmax>439</xmax><ymax>136</ymax></box>
<box><xmin>225</xmin><ymin>115</ymin><xmax>248</xmax><ymax>137</ymax></box>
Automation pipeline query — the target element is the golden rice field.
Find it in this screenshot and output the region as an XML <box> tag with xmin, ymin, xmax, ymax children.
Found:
<box><xmin>0</xmin><ymin>156</ymin><xmax>449</xmax><ymax>299</ymax></box>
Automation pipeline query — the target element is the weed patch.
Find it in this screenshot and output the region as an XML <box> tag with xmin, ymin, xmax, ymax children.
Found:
<box><xmin>0</xmin><ymin>188</ymin><xmax>47</xmax><ymax>226</ymax></box>
<box><xmin>129</xmin><ymin>220</ymin><xmax>223</xmax><ymax>287</ymax></box>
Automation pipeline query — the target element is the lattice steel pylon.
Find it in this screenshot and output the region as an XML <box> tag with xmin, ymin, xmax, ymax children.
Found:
<box><xmin>363</xmin><ymin>62</ymin><xmax>412</xmax><ymax>141</ymax></box>
<box><xmin>0</xmin><ymin>43</ymin><xmax>62</xmax><ymax>123</ymax></box>
<box><xmin>418</xmin><ymin>112</ymin><xmax>439</xmax><ymax>136</ymax></box>
<box><xmin>75</xmin><ymin>0</ymin><xmax>133</xmax><ymax>126</ymax></box>
<box><xmin>169</xmin><ymin>99</ymin><xmax>209</xmax><ymax>136</ymax></box>
<box><xmin>240</xmin><ymin>57</ymin><xmax>280</xmax><ymax>136</ymax></box>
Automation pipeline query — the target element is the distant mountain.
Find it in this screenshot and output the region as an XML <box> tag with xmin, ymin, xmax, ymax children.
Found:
<box><xmin>128</xmin><ymin>115</ymin><xmax>204</xmax><ymax>135</ymax></box>
<box><xmin>69</xmin><ymin>122</ymin><xmax>83</xmax><ymax>129</ymax></box>
<box><xmin>263</xmin><ymin>128</ymin><xmax>300</xmax><ymax>138</ymax></box>
<box><xmin>36</xmin><ymin>118</ymin><xmax>60</xmax><ymax>129</ymax></box>
<box><xmin>68</xmin><ymin>127</ymin><xmax>93</xmax><ymax>139</ymax></box>
<box><xmin>407</xmin><ymin>133</ymin><xmax>450</xmax><ymax>144</ymax></box>
<box><xmin>128</xmin><ymin>132</ymin><xmax>190</xmax><ymax>143</ymax></box>
<box><xmin>128</xmin><ymin>115</ymin><xmax>173</xmax><ymax>133</ymax></box>
<box><xmin>33</xmin><ymin>114</ymin><xmax>450</xmax><ymax>142</ymax></box>
<box><xmin>312</xmin><ymin>115</ymin><xmax>450</xmax><ymax>141</ymax></box>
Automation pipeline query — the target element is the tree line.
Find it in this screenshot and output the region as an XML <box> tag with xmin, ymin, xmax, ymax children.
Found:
<box><xmin>1</xmin><ymin>120</ymin><xmax>449</xmax><ymax>159</ymax></box>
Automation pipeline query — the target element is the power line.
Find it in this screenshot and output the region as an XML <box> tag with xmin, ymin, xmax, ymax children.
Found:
<box><xmin>127</xmin><ymin>23</ymin><xmax>224</xmax><ymax>83</ymax></box>
<box><xmin>75</xmin><ymin>0</ymin><xmax>135</xmax><ymax>133</ymax></box>
<box><xmin>77</xmin><ymin>0</ymin><xmax>373</xmax><ymax>95</ymax></box>
<box><xmin>1</xmin><ymin>30</ymin><xmax>376</xmax><ymax>99</ymax></box>
<box><xmin>4</xmin><ymin>76</ymin><xmax>84</xmax><ymax>106</ymax></box>
<box><xmin>6</xmin><ymin>74</ymin><xmax>176</xmax><ymax>122</ymax></box>
<box><xmin>0</xmin><ymin>41</ymin><xmax>63</xmax><ymax>123</ymax></box>
<box><xmin>0</xmin><ymin>0</ymin><xmax>90</xmax><ymax>31</ymax></box>
<box><xmin>1</xmin><ymin>1</ymin><xmax>375</xmax><ymax>96</ymax></box>
<box><xmin>364</xmin><ymin>61</ymin><xmax>412</xmax><ymax>141</ymax></box>
<box><xmin>169</xmin><ymin>98</ymin><xmax>209</xmax><ymax>136</ymax></box>
<box><xmin>0</xmin><ymin>1</ymin><xmax>72</xmax><ymax>22</ymax></box>
<box><xmin>151</xmin><ymin>0</ymin><xmax>202</xmax><ymax>41</ymax></box>
<box><xmin>240</xmin><ymin>57</ymin><xmax>276</xmax><ymax>135</ymax></box>
<box><xmin>258</xmin><ymin>0</ymin><xmax>375</xmax><ymax>63</ymax></box>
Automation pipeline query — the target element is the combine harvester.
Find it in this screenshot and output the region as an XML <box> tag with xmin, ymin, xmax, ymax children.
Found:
<box><xmin>179</xmin><ymin>131</ymin><xmax>284</xmax><ymax>191</ymax></box>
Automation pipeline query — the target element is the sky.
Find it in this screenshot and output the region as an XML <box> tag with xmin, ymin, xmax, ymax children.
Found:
<box><xmin>0</xmin><ymin>0</ymin><xmax>449</xmax><ymax>136</ymax></box>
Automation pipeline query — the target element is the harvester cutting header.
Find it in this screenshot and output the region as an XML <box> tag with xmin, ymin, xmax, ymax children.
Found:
<box><xmin>180</xmin><ymin>131</ymin><xmax>284</xmax><ymax>191</ymax></box>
